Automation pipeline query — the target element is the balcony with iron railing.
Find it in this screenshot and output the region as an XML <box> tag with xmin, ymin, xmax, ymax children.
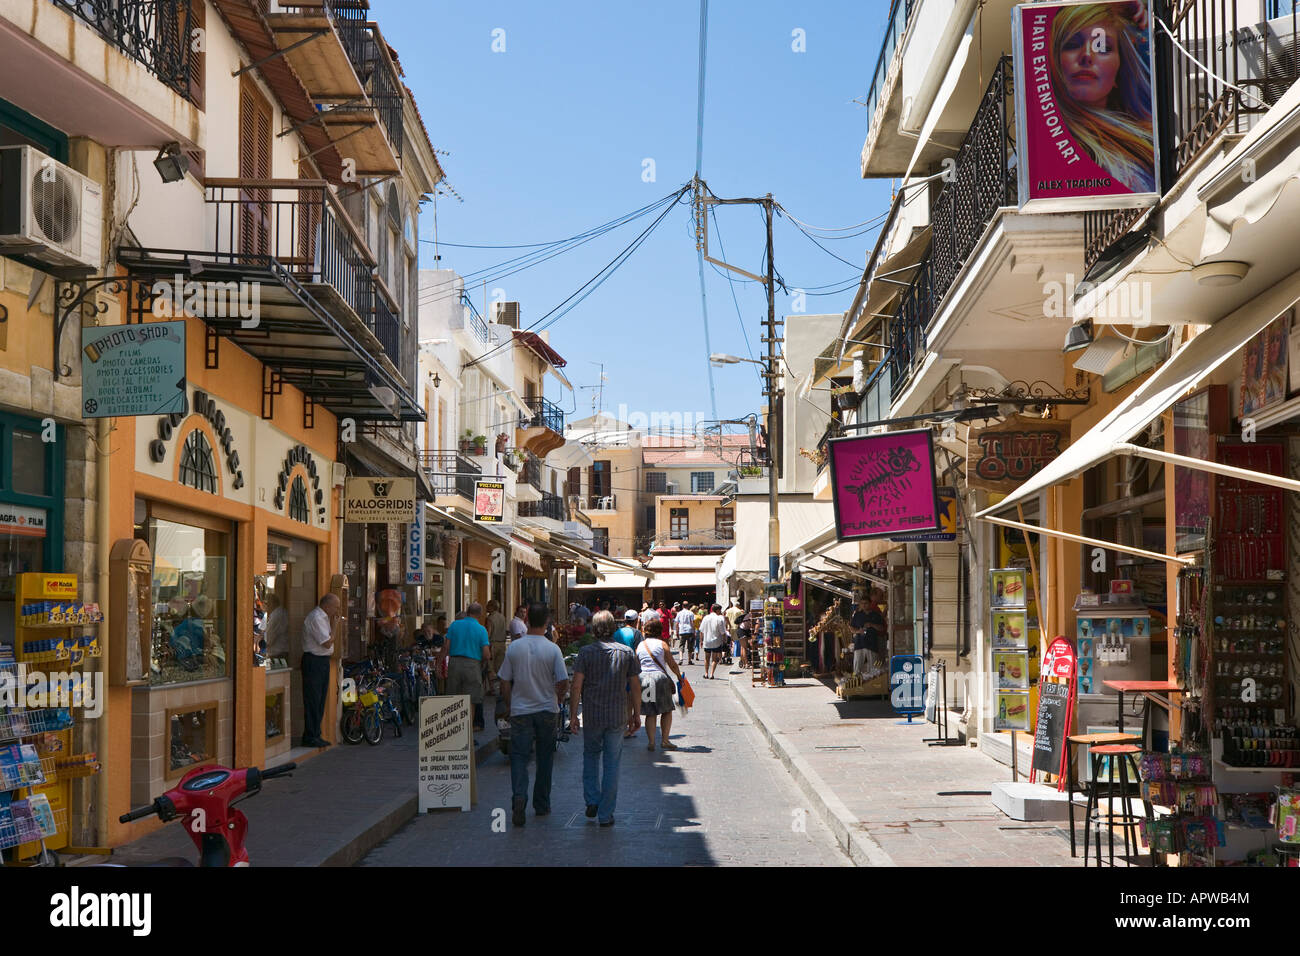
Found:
<box><xmin>861</xmin><ymin>0</ymin><xmax>916</xmax><ymax>172</ymax></box>
<box><xmin>586</xmin><ymin>494</ymin><xmax>617</xmax><ymax>511</ymax></box>
<box><xmin>203</xmin><ymin>178</ymin><xmax>404</xmax><ymax>374</ymax></box>
<box><xmin>1084</xmin><ymin>0</ymin><xmax>1300</xmax><ymax>270</ymax></box>
<box><xmin>519</xmin><ymin>396</ymin><xmax>565</xmax><ymax>435</ymax></box>
<box><xmin>420</xmin><ymin>451</ymin><xmax>480</xmax><ymax>502</ymax></box>
<box><xmin>886</xmin><ymin>56</ymin><xmax>1015</xmax><ymax>402</ymax></box>
<box><xmin>519</xmin><ymin>491</ymin><xmax>565</xmax><ymax>522</ymax></box>
<box><xmin>51</xmin><ymin>0</ymin><xmax>197</xmax><ymax>103</ymax></box>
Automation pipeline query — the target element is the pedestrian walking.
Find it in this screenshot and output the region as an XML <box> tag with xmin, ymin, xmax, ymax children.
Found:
<box><xmin>498</xmin><ymin>602</ymin><xmax>570</xmax><ymax>827</ymax></box>
<box><xmin>614</xmin><ymin>609</ymin><xmax>642</xmax><ymax>649</ymax></box>
<box><xmin>568</xmin><ymin>610</ymin><xmax>641</xmax><ymax>827</ymax></box>
<box><xmin>733</xmin><ymin>612</ymin><xmax>753</xmax><ymax>674</ymax></box>
<box><xmin>674</xmin><ymin>603</ymin><xmax>698</xmax><ymax>664</ymax></box>
<box><xmin>485</xmin><ymin>599</ymin><xmax>508</xmax><ymax>694</ymax></box>
<box><xmin>445</xmin><ymin>602</ymin><xmax>491</xmax><ymax>730</ymax></box>
<box><xmin>639</xmin><ymin>602</ymin><xmax>659</xmax><ymax>631</ymax></box>
<box><xmin>699</xmin><ymin>603</ymin><xmax>729</xmax><ymax>679</ymax></box>
<box><xmin>300</xmin><ymin>593</ymin><xmax>339</xmax><ymax>748</ymax></box>
<box><xmin>636</xmin><ymin>619</ymin><xmax>680</xmax><ymax>752</ymax></box>
<box><xmin>657</xmin><ymin>601</ymin><xmax>673</xmax><ymax>651</ymax></box>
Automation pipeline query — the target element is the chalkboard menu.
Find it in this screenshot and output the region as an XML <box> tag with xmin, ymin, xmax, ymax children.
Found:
<box><xmin>1031</xmin><ymin>680</ymin><xmax>1071</xmax><ymax>776</ymax></box>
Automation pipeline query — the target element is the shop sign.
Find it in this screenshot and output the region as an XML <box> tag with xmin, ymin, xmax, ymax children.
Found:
<box><xmin>892</xmin><ymin>486</ymin><xmax>958</xmax><ymax>542</ymax></box>
<box><xmin>828</xmin><ymin>429</ymin><xmax>941</xmax><ymax>541</ymax></box>
<box><xmin>966</xmin><ymin>418</ymin><xmax>1070</xmax><ymax>493</ymax></box>
<box><xmin>474</xmin><ymin>480</ymin><xmax>505</xmax><ymax>523</ymax></box>
<box><xmin>406</xmin><ymin>508</ymin><xmax>425</xmax><ymax>586</ymax></box>
<box><xmin>994</xmin><ymin>691</ymin><xmax>1031</xmax><ymax>731</ymax></box>
<box><xmin>419</xmin><ymin>695</ymin><xmax>473</xmax><ymax>812</ymax></box>
<box><xmin>81</xmin><ymin>321</ymin><xmax>187</xmax><ymax>419</ymax></box>
<box><xmin>1011</xmin><ymin>0</ymin><xmax>1159</xmax><ymax>213</ymax></box>
<box><xmin>343</xmin><ymin>477</ymin><xmax>415</xmax><ymax>523</ymax></box>
<box><xmin>889</xmin><ymin>655</ymin><xmax>925</xmax><ymax>715</ymax></box>
<box><xmin>275</xmin><ymin>444</ymin><xmax>327</xmax><ymax>524</ymax></box>
<box><xmin>27</xmin><ymin>572</ymin><xmax>75</xmax><ymax>598</ymax></box>
<box><xmin>387</xmin><ymin>523</ymin><xmax>403</xmax><ymax>575</ymax></box>
<box><xmin>0</xmin><ymin>504</ymin><xmax>48</xmax><ymax>539</ymax></box>
<box><xmin>148</xmin><ymin>388</ymin><xmax>246</xmax><ymax>491</ymax></box>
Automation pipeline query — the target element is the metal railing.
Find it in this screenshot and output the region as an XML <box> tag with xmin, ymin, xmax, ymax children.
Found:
<box><xmin>519</xmin><ymin>396</ymin><xmax>565</xmax><ymax>434</ymax></box>
<box><xmin>863</xmin><ymin>0</ymin><xmax>916</xmax><ymax>146</ymax></box>
<box><xmin>461</xmin><ymin>292</ymin><xmax>490</xmax><ymax>343</ymax></box>
<box><xmin>420</xmin><ymin>451</ymin><xmax>480</xmax><ymax>501</ymax></box>
<box><xmin>204</xmin><ymin>179</ymin><xmax>399</xmax><ymax>358</ymax></box>
<box><xmin>352</xmin><ymin>26</ymin><xmax>404</xmax><ymax>159</ymax></box>
<box><xmin>566</xmin><ymin>496</ymin><xmax>593</xmax><ymax>527</ymax></box>
<box><xmin>522</xmin><ymin>453</ymin><xmax>543</xmax><ymax>490</ymax></box>
<box><xmin>888</xmin><ymin>57</ymin><xmax>1016</xmax><ymax>401</ymax></box>
<box><xmin>519</xmin><ymin>491</ymin><xmax>564</xmax><ymax>522</ymax></box>
<box><xmin>1085</xmin><ymin>0</ymin><xmax>1300</xmax><ymax>269</ymax></box>
<box><xmin>53</xmin><ymin>0</ymin><xmax>195</xmax><ymax>102</ymax></box>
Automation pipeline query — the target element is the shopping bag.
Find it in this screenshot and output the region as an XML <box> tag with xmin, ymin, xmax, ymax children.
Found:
<box><xmin>678</xmin><ymin>675</ymin><xmax>695</xmax><ymax>712</ymax></box>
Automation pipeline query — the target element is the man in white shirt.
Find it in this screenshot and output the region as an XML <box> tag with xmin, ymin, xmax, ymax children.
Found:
<box><xmin>509</xmin><ymin>604</ymin><xmax>528</xmax><ymax>641</ymax></box>
<box><xmin>301</xmin><ymin>593</ymin><xmax>340</xmax><ymax>748</ymax></box>
<box><xmin>699</xmin><ymin>603</ymin><xmax>730</xmax><ymax>680</ymax></box>
<box><xmin>674</xmin><ymin>604</ymin><xmax>698</xmax><ymax>665</ymax></box>
<box><xmin>498</xmin><ymin>602</ymin><xmax>570</xmax><ymax>827</ymax></box>
<box><xmin>639</xmin><ymin>603</ymin><xmax>659</xmax><ymax>631</ymax></box>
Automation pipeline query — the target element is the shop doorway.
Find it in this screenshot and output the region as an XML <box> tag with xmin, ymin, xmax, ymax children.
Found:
<box><xmin>264</xmin><ymin>536</ymin><xmax>317</xmax><ymax>748</ymax></box>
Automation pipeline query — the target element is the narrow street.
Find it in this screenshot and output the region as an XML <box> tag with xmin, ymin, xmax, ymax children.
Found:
<box><xmin>361</xmin><ymin>668</ymin><xmax>848</xmax><ymax>867</ymax></box>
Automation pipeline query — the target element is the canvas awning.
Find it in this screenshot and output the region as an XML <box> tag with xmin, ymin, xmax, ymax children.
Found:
<box><xmin>977</xmin><ymin>292</ymin><xmax>1293</xmax><ymax>518</ymax></box>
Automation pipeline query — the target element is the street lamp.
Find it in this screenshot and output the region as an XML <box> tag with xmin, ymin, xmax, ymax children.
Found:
<box><xmin>709</xmin><ymin>352</ymin><xmax>765</xmax><ymax>367</ymax></box>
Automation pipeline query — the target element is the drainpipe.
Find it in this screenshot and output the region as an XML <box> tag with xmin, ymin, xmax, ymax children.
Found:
<box><xmin>94</xmin><ymin>415</ymin><xmax>111</xmax><ymax>848</ymax></box>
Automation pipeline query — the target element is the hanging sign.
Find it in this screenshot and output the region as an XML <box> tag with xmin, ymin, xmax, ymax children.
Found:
<box><xmin>418</xmin><ymin>695</ymin><xmax>473</xmax><ymax>812</ymax></box>
<box><xmin>892</xmin><ymin>486</ymin><xmax>958</xmax><ymax>542</ymax></box>
<box><xmin>1011</xmin><ymin>0</ymin><xmax>1159</xmax><ymax>213</ymax></box>
<box><xmin>474</xmin><ymin>480</ymin><xmax>505</xmax><ymax>523</ymax></box>
<box><xmin>406</xmin><ymin>507</ymin><xmax>425</xmax><ymax>585</ymax></box>
<box><xmin>81</xmin><ymin>321</ymin><xmax>187</xmax><ymax>418</ymax></box>
<box><xmin>828</xmin><ymin>429</ymin><xmax>941</xmax><ymax>541</ymax></box>
<box><xmin>966</xmin><ymin>417</ymin><xmax>1071</xmax><ymax>493</ymax></box>
<box><xmin>889</xmin><ymin>655</ymin><xmax>926</xmax><ymax>716</ymax></box>
<box><xmin>344</xmin><ymin>477</ymin><xmax>415</xmax><ymax>523</ymax></box>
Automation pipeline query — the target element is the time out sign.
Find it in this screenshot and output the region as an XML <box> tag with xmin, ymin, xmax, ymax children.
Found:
<box><xmin>965</xmin><ymin>417</ymin><xmax>1070</xmax><ymax>494</ymax></box>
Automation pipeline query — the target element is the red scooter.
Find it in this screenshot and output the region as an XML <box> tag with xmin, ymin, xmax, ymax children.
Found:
<box><xmin>119</xmin><ymin>762</ymin><xmax>296</xmax><ymax>867</ymax></box>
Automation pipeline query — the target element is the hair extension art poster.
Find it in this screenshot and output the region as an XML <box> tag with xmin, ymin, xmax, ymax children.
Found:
<box><xmin>1012</xmin><ymin>0</ymin><xmax>1159</xmax><ymax>211</ymax></box>
<box><xmin>828</xmin><ymin>429</ymin><xmax>941</xmax><ymax>541</ymax></box>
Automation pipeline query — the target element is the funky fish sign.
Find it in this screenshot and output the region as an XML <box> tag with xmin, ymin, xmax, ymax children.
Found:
<box><xmin>828</xmin><ymin>429</ymin><xmax>941</xmax><ymax>541</ymax></box>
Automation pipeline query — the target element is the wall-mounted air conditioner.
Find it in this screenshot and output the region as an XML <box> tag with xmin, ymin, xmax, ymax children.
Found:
<box><xmin>665</xmin><ymin>481</ymin><xmax>678</xmax><ymax>494</ymax></box>
<box><xmin>494</xmin><ymin>301</ymin><xmax>520</xmax><ymax>328</ymax></box>
<box><xmin>0</xmin><ymin>146</ymin><xmax>103</xmax><ymax>271</ymax></box>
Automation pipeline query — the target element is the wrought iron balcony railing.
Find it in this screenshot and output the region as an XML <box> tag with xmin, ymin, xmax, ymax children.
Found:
<box><xmin>888</xmin><ymin>56</ymin><xmax>1015</xmax><ymax>402</ymax></box>
<box><xmin>522</xmin><ymin>453</ymin><xmax>543</xmax><ymax>490</ymax></box>
<box><xmin>519</xmin><ymin>491</ymin><xmax>565</xmax><ymax>522</ymax></box>
<box><xmin>420</xmin><ymin>451</ymin><xmax>480</xmax><ymax>501</ymax></box>
<box><xmin>519</xmin><ymin>396</ymin><xmax>565</xmax><ymax>434</ymax></box>
<box><xmin>205</xmin><ymin>179</ymin><xmax>389</xmax><ymax>360</ymax></box>
<box><xmin>53</xmin><ymin>0</ymin><xmax>196</xmax><ymax>102</ymax></box>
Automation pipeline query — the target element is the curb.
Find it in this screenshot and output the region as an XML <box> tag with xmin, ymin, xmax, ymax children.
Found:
<box><xmin>730</xmin><ymin>678</ymin><xmax>896</xmax><ymax>868</ymax></box>
<box><xmin>325</xmin><ymin>734</ymin><xmax>500</xmax><ymax>867</ymax></box>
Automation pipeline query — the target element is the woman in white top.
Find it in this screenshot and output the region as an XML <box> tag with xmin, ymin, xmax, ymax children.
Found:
<box><xmin>636</xmin><ymin>619</ymin><xmax>682</xmax><ymax>752</ymax></box>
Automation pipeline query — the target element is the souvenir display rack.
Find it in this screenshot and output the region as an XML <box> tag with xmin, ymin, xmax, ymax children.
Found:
<box><xmin>1138</xmin><ymin>751</ymin><xmax>1220</xmax><ymax>866</ymax></box>
<box><xmin>3</xmin><ymin>573</ymin><xmax>103</xmax><ymax>862</ymax></box>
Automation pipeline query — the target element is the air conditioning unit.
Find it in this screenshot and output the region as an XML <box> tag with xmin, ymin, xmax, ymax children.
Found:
<box><xmin>494</xmin><ymin>301</ymin><xmax>520</xmax><ymax>328</ymax></box>
<box><xmin>665</xmin><ymin>481</ymin><xmax>678</xmax><ymax>494</ymax></box>
<box><xmin>1184</xmin><ymin>15</ymin><xmax>1300</xmax><ymax>124</ymax></box>
<box><xmin>0</xmin><ymin>146</ymin><xmax>103</xmax><ymax>271</ymax></box>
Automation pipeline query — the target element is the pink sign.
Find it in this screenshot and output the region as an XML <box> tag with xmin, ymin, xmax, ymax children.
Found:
<box><xmin>828</xmin><ymin>429</ymin><xmax>941</xmax><ymax>541</ymax></box>
<box><xmin>1013</xmin><ymin>1</ymin><xmax>1158</xmax><ymax>211</ymax></box>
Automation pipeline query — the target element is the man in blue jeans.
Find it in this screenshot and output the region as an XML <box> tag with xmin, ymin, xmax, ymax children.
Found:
<box><xmin>498</xmin><ymin>602</ymin><xmax>570</xmax><ymax>827</ymax></box>
<box><xmin>568</xmin><ymin>610</ymin><xmax>641</xmax><ymax>827</ymax></box>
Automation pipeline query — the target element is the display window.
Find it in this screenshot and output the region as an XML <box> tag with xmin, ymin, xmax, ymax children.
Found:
<box><xmin>135</xmin><ymin>503</ymin><xmax>233</xmax><ymax>686</ymax></box>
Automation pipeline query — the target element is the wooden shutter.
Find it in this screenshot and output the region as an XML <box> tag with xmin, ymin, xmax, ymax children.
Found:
<box><xmin>296</xmin><ymin>168</ymin><xmax>320</xmax><ymax>278</ymax></box>
<box><xmin>239</xmin><ymin>76</ymin><xmax>273</xmax><ymax>258</ymax></box>
<box><xmin>566</xmin><ymin>467</ymin><xmax>581</xmax><ymax>498</ymax></box>
<box><xmin>188</xmin><ymin>0</ymin><xmax>205</xmax><ymax>110</ymax></box>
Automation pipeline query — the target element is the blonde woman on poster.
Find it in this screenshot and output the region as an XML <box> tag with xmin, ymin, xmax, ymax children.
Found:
<box><xmin>1050</xmin><ymin>1</ymin><xmax>1155</xmax><ymax>193</ymax></box>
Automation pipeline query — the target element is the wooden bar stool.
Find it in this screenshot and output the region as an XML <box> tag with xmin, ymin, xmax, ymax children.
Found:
<box><xmin>1066</xmin><ymin>732</ymin><xmax>1139</xmax><ymax>858</ymax></box>
<box><xmin>1086</xmin><ymin>743</ymin><xmax>1143</xmax><ymax>866</ymax></box>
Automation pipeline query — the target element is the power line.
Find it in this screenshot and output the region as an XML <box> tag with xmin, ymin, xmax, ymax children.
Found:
<box><xmin>693</xmin><ymin>0</ymin><xmax>719</xmax><ymax>424</ymax></box>
<box><xmin>775</xmin><ymin>204</ymin><xmax>864</xmax><ymax>270</ymax></box>
<box><xmin>707</xmin><ymin>204</ymin><xmax>761</xmax><ymax>384</ymax></box>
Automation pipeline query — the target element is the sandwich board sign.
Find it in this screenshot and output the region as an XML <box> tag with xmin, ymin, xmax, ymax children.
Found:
<box><xmin>419</xmin><ymin>695</ymin><xmax>474</xmax><ymax>812</ymax></box>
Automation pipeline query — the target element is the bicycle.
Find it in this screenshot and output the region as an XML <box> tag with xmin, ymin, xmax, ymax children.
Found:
<box><xmin>373</xmin><ymin>676</ymin><xmax>403</xmax><ymax>741</ymax></box>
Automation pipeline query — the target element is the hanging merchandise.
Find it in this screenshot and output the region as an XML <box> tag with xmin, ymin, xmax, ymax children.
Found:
<box><xmin>1137</xmin><ymin>751</ymin><xmax>1221</xmax><ymax>866</ymax></box>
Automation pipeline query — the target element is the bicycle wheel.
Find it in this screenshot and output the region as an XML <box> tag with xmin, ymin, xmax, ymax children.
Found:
<box><xmin>340</xmin><ymin>707</ymin><xmax>364</xmax><ymax>745</ymax></box>
<box><xmin>387</xmin><ymin>702</ymin><xmax>403</xmax><ymax>738</ymax></box>
<box><xmin>363</xmin><ymin>706</ymin><xmax>384</xmax><ymax>745</ymax></box>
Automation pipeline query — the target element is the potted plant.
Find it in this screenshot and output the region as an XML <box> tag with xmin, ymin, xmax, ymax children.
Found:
<box><xmin>472</xmin><ymin>434</ymin><xmax>488</xmax><ymax>455</ymax></box>
<box><xmin>459</xmin><ymin>429</ymin><xmax>475</xmax><ymax>455</ymax></box>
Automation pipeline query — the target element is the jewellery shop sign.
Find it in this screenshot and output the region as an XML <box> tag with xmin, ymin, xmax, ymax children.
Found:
<box><xmin>965</xmin><ymin>416</ymin><xmax>1071</xmax><ymax>494</ymax></box>
<box><xmin>344</xmin><ymin>477</ymin><xmax>416</xmax><ymax>524</ymax></box>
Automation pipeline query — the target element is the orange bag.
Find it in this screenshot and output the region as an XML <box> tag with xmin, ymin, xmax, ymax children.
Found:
<box><xmin>678</xmin><ymin>675</ymin><xmax>695</xmax><ymax>711</ymax></box>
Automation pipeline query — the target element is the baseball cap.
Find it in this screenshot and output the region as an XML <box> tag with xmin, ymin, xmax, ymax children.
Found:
<box><xmin>624</xmin><ymin>609</ymin><xmax>639</xmax><ymax>621</ymax></box>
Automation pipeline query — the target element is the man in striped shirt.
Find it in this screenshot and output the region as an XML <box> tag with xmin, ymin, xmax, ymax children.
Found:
<box><xmin>569</xmin><ymin>610</ymin><xmax>641</xmax><ymax>827</ymax></box>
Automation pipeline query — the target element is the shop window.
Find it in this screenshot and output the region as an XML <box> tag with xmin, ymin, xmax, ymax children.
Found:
<box><xmin>167</xmin><ymin>703</ymin><xmax>217</xmax><ymax>777</ymax></box>
<box><xmin>9</xmin><ymin>429</ymin><xmax>47</xmax><ymax>496</ymax></box>
<box><xmin>670</xmin><ymin>508</ymin><xmax>689</xmax><ymax>540</ymax></box>
<box><xmin>146</xmin><ymin>513</ymin><xmax>231</xmax><ymax>686</ymax></box>
<box><xmin>646</xmin><ymin>471</ymin><xmax>666</xmax><ymax>493</ymax></box>
<box><xmin>691</xmin><ymin>471</ymin><xmax>714</xmax><ymax>493</ymax></box>
<box><xmin>288</xmin><ymin>475</ymin><xmax>309</xmax><ymax>523</ymax></box>
<box><xmin>178</xmin><ymin>430</ymin><xmax>218</xmax><ymax>494</ymax></box>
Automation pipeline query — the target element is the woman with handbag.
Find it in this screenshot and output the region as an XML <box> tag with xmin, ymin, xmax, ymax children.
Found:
<box><xmin>636</xmin><ymin>619</ymin><xmax>681</xmax><ymax>752</ymax></box>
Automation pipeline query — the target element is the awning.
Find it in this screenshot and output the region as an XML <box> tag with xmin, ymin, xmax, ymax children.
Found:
<box><xmin>645</xmin><ymin>553</ymin><xmax>721</xmax><ymax>572</ymax></box>
<box><xmin>802</xmin><ymin>575</ymin><xmax>854</xmax><ymax>600</ymax></box>
<box><xmin>549</xmin><ymin>535</ymin><xmax>652</xmax><ymax>580</ymax></box>
<box><xmin>511</xmin><ymin>539</ymin><xmax>543</xmax><ymax>572</ymax></box>
<box><xmin>649</xmin><ymin>571</ymin><xmax>718</xmax><ymax>590</ymax></box>
<box><xmin>429</xmin><ymin>505</ymin><xmax>511</xmax><ymax>547</ymax></box>
<box><xmin>346</xmin><ymin>441</ymin><xmax>436</xmax><ymax>502</ymax></box>
<box><xmin>977</xmin><ymin>292</ymin><xmax>1291</xmax><ymax>517</ymax></box>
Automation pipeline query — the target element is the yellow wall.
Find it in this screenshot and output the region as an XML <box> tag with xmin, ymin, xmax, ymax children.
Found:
<box><xmin>655</xmin><ymin>495</ymin><xmax>731</xmax><ymax>549</ymax></box>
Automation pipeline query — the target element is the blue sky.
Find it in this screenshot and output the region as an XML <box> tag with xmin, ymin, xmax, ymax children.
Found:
<box><xmin>382</xmin><ymin>1</ymin><xmax>894</xmax><ymax>432</ymax></box>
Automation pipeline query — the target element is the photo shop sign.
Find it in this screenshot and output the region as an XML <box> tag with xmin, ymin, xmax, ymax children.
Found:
<box><xmin>828</xmin><ymin>429</ymin><xmax>941</xmax><ymax>541</ymax></box>
<box><xmin>1012</xmin><ymin>0</ymin><xmax>1160</xmax><ymax>212</ymax></box>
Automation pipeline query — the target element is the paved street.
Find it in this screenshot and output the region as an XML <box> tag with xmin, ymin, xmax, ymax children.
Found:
<box><xmin>361</xmin><ymin>665</ymin><xmax>850</xmax><ymax>867</ymax></box>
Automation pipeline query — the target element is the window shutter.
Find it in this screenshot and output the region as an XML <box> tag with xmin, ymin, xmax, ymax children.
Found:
<box><xmin>239</xmin><ymin>77</ymin><xmax>273</xmax><ymax>257</ymax></box>
<box><xmin>188</xmin><ymin>0</ymin><xmax>205</xmax><ymax>110</ymax></box>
